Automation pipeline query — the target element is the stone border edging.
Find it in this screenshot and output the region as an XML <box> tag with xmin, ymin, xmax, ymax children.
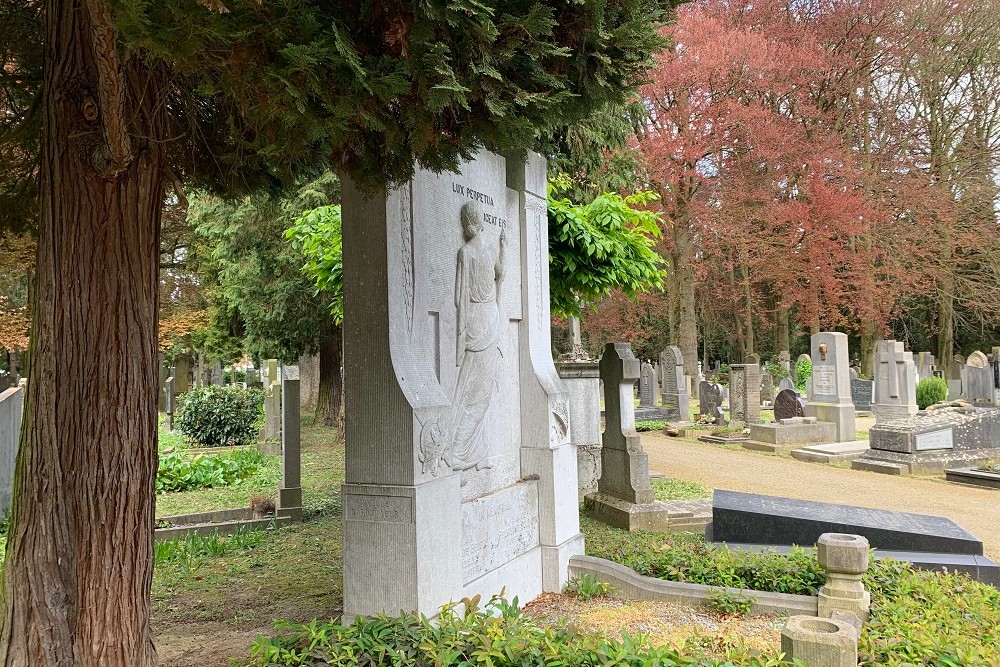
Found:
<box><xmin>568</xmin><ymin>554</ymin><xmax>818</xmax><ymax>616</ymax></box>
<box><xmin>155</xmin><ymin>508</ymin><xmax>292</xmax><ymax>541</ymax></box>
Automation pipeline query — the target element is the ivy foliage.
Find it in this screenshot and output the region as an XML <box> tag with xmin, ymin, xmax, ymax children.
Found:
<box><xmin>548</xmin><ymin>176</ymin><xmax>666</xmax><ymax>318</ymax></box>
<box><xmin>285</xmin><ymin>205</ymin><xmax>343</xmax><ymax>324</ymax></box>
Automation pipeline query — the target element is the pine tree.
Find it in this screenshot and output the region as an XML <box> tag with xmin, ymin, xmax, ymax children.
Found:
<box><xmin>0</xmin><ymin>1</ymin><xmax>666</xmax><ymax>663</ymax></box>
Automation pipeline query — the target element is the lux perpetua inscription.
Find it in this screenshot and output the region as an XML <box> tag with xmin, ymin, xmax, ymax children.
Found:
<box><xmin>453</xmin><ymin>182</ymin><xmax>508</xmax><ymax>227</ymax></box>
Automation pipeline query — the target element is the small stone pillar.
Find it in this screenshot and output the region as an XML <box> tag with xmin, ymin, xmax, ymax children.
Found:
<box><xmin>817</xmin><ymin>533</ymin><xmax>871</xmax><ymax>626</ymax></box>
<box><xmin>277</xmin><ymin>365</ymin><xmax>302</xmax><ymax>520</ymax></box>
<box><xmin>781</xmin><ymin>616</ymin><xmax>857</xmax><ymax>667</ymax></box>
<box><xmin>556</xmin><ymin>360</ymin><xmax>602</xmax><ymax>501</ymax></box>
<box><xmin>164</xmin><ymin>371</ymin><xmax>176</xmax><ymax>431</ymax></box>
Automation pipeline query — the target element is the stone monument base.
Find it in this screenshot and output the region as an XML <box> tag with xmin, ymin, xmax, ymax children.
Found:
<box><xmin>853</xmin><ymin>406</ymin><xmax>1000</xmax><ymax>475</ymax></box>
<box><xmin>584</xmin><ymin>493</ymin><xmax>710</xmax><ymax>533</ymax></box>
<box><xmin>746</xmin><ymin>417</ymin><xmax>836</xmax><ymax>452</ymax></box>
<box><xmin>803</xmin><ymin>402</ymin><xmax>856</xmax><ymax>442</ymax></box>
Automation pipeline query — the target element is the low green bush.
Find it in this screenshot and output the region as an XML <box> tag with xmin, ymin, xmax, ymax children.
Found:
<box><xmin>704</xmin><ymin>588</ymin><xmax>754</xmax><ymax>616</ymax></box>
<box><xmin>248</xmin><ymin>594</ymin><xmax>792</xmax><ymax>667</ymax></box>
<box><xmin>635</xmin><ymin>419</ymin><xmax>667</xmax><ymax>432</ymax></box>
<box><xmin>794</xmin><ymin>358</ymin><xmax>812</xmax><ymax>392</ymax></box>
<box><xmin>915</xmin><ymin>376</ymin><xmax>948</xmax><ymax>410</ymax></box>
<box><xmin>860</xmin><ymin>562</ymin><xmax>1000</xmax><ymax>666</ymax></box>
<box><xmin>564</xmin><ymin>574</ymin><xmax>614</xmax><ymax>600</ymax></box>
<box><xmin>176</xmin><ymin>384</ymin><xmax>264</xmax><ymax>448</ymax></box>
<box><xmin>156</xmin><ymin>449</ymin><xmax>266</xmax><ymax>493</ymax></box>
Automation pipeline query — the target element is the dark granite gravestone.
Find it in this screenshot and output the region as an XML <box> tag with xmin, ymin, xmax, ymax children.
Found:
<box><xmin>710</xmin><ymin>490</ymin><xmax>984</xmax><ymax>555</ymax></box>
<box><xmin>698</xmin><ymin>381</ymin><xmax>724</xmax><ymax>425</ymax></box>
<box><xmin>774</xmin><ymin>389</ymin><xmax>805</xmax><ymax>421</ymax></box>
<box><xmin>851</xmin><ymin>378</ymin><xmax>874</xmax><ymax>412</ymax></box>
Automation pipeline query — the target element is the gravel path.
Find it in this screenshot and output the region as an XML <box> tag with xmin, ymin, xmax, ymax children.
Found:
<box><xmin>641</xmin><ymin>431</ymin><xmax>1000</xmax><ymax>559</ymax></box>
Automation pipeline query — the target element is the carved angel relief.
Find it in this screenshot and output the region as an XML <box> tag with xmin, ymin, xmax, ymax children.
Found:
<box><xmin>418</xmin><ymin>202</ymin><xmax>505</xmax><ymax>478</ymax></box>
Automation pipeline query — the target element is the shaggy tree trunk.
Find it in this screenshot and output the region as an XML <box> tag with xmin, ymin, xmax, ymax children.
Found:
<box><xmin>776</xmin><ymin>305</ymin><xmax>790</xmax><ymax>353</ymax></box>
<box><xmin>314</xmin><ymin>319</ymin><xmax>344</xmax><ymax>431</ymax></box>
<box><xmin>0</xmin><ymin>2</ymin><xmax>164</xmax><ymax>665</ymax></box>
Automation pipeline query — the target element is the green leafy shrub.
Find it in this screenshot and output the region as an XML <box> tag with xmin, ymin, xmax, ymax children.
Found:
<box><xmin>582</xmin><ymin>519</ymin><xmax>825</xmax><ymax>595</ymax></box>
<box><xmin>223</xmin><ymin>367</ymin><xmax>248</xmax><ymax>384</ymax></box>
<box><xmin>248</xmin><ymin>594</ymin><xmax>791</xmax><ymax>667</ymax></box>
<box><xmin>704</xmin><ymin>588</ymin><xmax>754</xmax><ymax>616</ymax></box>
<box><xmin>564</xmin><ymin>574</ymin><xmax>615</xmax><ymax>600</ymax></box>
<box><xmin>915</xmin><ymin>376</ymin><xmax>948</xmax><ymax>410</ymax></box>
<box><xmin>794</xmin><ymin>358</ymin><xmax>812</xmax><ymax>392</ymax></box>
<box><xmin>636</xmin><ymin>419</ymin><xmax>667</xmax><ymax>432</ymax></box>
<box><xmin>176</xmin><ymin>384</ymin><xmax>264</xmax><ymax>448</ymax></box>
<box><xmin>860</xmin><ymin>562</ymin><xmax>1000</xmax><ymax>666</ymax></box>
<box><xmin>764</xmin><ymin>359</ymin><xmax>790</xmax><ymax>383</ymax></box>
<box><xmin>156</xmin><ymin>449</ymin><xmax>266</xmax><ymax>493</ymax></box>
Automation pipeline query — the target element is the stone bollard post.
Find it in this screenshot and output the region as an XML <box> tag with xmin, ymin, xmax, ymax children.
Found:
<box><xmin>781</xmin><ymin>616</ymin><xmax>857</xmax><ymax>667</ymax></box>
<box><xmin>817</xmin><ymin>532</ymin><xmax>871</xmax><ymax>627</ymax></box>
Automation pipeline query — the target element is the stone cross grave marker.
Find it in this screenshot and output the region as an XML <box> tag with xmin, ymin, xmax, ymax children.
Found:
<box><xmin>779</xmin><ymin>350</ymin><xmax>791</xmax><ymax>374</ymax></box>
<box><xmin>638</xmin><ymin>362</ymin><xmax>656</xmax><ymax>408</ymax></box>
<box><xmin>598</xmin><ymin>343</ymin><xmax>654</xmax><ymax>504</ymax></box>
<box><xmin>774</xmin><ymin>388</ymin><xmax>805</xmax><ymax>421</ymax></box>
<box><xmin>873</xmin><ymin>340</ymin><xmax>917</xmax><ymax>423</ymax></box>
<box><xmin>659</xmin><ymin>346</ymin><xmax>690</xmax><ymax>420</ymax></box>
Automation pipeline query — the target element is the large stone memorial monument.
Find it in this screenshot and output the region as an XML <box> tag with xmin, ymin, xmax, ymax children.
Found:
<box><xmin>804</xmin><ymin>332</ymin><xmax>856</xmax><ymax>442</ymax></box>
<box><xmin>340</xmin><ymin>151</ymin><xmax>582</xmax><ymax>622</ymax></box>
<box><xmin>872</xmin><ymin>340</ymin><xmax>918</xmax><ymax>423</ymax></box>
<box><xmin>659</xmin><ymin>346</ymin><xmax>690</xmax><ymax>420</ymax></box>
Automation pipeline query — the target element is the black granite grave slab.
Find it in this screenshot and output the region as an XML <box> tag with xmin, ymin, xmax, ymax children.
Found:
<box><xmin>710</xmin><ymin>490</ymin><xmax>983</xmax><ymax>555</ymax></box>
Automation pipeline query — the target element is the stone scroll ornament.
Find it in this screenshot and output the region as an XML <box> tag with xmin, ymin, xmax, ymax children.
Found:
<box><xmin>418</xmin><ymin>202</ymin><xmax>506</xmax><ymax>476</ymax></box>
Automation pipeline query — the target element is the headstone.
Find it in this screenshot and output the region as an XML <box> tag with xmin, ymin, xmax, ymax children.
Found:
<box><xmin>761</xmin><ymin>373</ymin><xmax>775</xmax><ymax>404</ymax></box>
<box><xmin>638</xmin><ymin>362</ymin><xmax>656</xmax><ymax>408</ymax></box>
<box><xmin>962</xmin><ymin>351</ymin><xmax>992</xmax><ymax>405</ymax></box>
<box><xmin>949</xmin><ymin>355</ymin><xmax>965</xmax><ymax>381</ymax></box>
<box><xmin>849</xmin><ymin>368</ymin><xmax>858</xmax><ymax>380</ymax></box>
<box><xmin>340</xmin><ymin>150</ymin><xmax>582</xmax><ymax>621</ymax></box>
<box><xmin>557</xmin><ymin>361</ymin><xmax>601</xmax><ymax>500</ymax></box>
<box><xmin>0</xmin><ymin>386</ymin><xmax>24</xmax><ymax>516</ymax></box>
<box><xmin>728</xmin><ymin>364</ymin><xmax>761</xmax><ymax>426</ymax></box>
<box><xmin>209</xmin><ymin>360</ymin><xmax>223</xmax><ymax>386</ymax></box>
<box><xmin>992</xmin><ymin>347</ymin><xmax>1000</xmax><ymax>407</ymax></box>
<box><xmin>872</xmin><ymin>340</ymin><xmax>918</xmax><ymax>423</ymax></box>
<box><xmin>173</xmin><ymin>354</ymin><xmax>193</xmax><ymax>394</ymax></box>
<box><xmin>915</xmin><ymin>352</ymin><xmax>936</xmax><ymax>381</ymax></box>
<box><xmin>778</xmin><ymin>377</ymin><xmax>796</xmax><ymax>393</ymax></box>
<box><xmin>744</xmin><ymin>353</ymin><xmax>761</xmax><ymax>367</ymax></box>
<box><xmin>774</xmin><ymin>389</ymin><xmax>805</xmax><ymax>421</ymax></box>
<box><xmin>850</xmin><ymin>377</ymin><xmax>874</xmax><ymax>413</ymax></box>
<box><xmin>804</xmin><ymin>333</ymin><xmax>856</xmax><ymax>442</ymax></box>
<box><xmin>277</xmin><ymin>365</ymin><xmax>302</xmax><ymax>520</ymax></box>
<box><xmin>779</xmin><ymin>350</ymin><xmax>791</xmax><ymax>374</ymax></box>
<box><xmin>796</xmin><ymin>353</ymin><xmax>812</xmax><ymax>386</ymax></box>
<box><xmin>658</xmin><ymin>346</ymin><xmax>690</xmax><ymax>420</ymax></box>
<box><xmin>698</xmin><ymin>381</ymin><xmax>724</xmax><ymax>425</ymax></box>
<box><xmin>596</xmin><ymin>343</ymin><xmax>653</xmax><ymax>504</ymax></box>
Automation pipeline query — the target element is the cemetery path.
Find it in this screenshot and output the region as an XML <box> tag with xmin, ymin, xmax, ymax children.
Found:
<box><xmin>642</xmin><ymin>432</ymin><xmax>1000</xmax><ymax>559</ymax></box>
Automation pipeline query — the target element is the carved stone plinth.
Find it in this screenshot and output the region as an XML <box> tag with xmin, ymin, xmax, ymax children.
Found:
<box><xmin>817</xmin><ymin>533</ymin><xmax>871</xmax><ymax>626</ymax></box>
<box><xmin>781</xmin><ymin>616</ymin><xmax>858</xmax><ymax>667</ymax></box>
